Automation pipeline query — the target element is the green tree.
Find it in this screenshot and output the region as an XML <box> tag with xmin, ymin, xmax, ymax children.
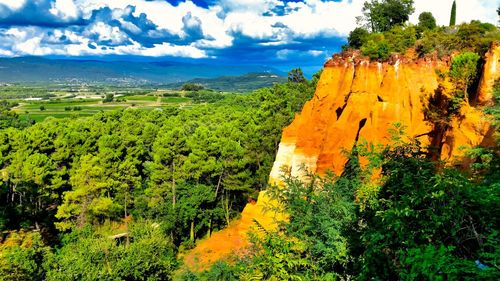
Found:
<box><xmin>449</xmin><ymin>52</ymin><xmax>481</xmax><ymax>103</ymax></box>
<box><xmin>347</xmin><ymin>27</ymin><xmax>370</xmax><ymax>49</ymax></box>
<box><xmin>45</xmin><ymin>222</ymin><xmax>177</xmax><ymax>281</ymax></box>
<box><xmin>450</xmin><ymin>0</ymin><xmax>457</xmax><ymax>26</ymax></box>
<box><xmin>181</xmin><ymin>83</ymin><xmax>204</xmax><ymax>91</ymax></box>
<box><xmin>55</xmin><ymin>155</ymin><xmax>120</xmax><ymax>231</ymax></box>
<box><xmin>359</xmin><ymin>142</ymin><xmax>499</xmax><ymax>280</ymax></box>
<box><xmin>361</xmin><ymin>39</ymin><xmax>391</xmax><ymax>60</ymax></box>
<box><xmin>287</xmin><ymin>68</ymin><xmax>306</xmax><ymax>83</ymax></box>
<box><xmin>103</xmin><ymin>93</ymin><xmax>114</xmax><ymax>103</ymax></box>
<box><xmin>418</xmin><ymin>12</ymin><xmax>437</xmax><ymax>30</ymax></box>
<box><xmin>360</xmin><ymin>0</ymin><xmax>415</xmax><ymax>32</ymax></box>
<box><xmin>0</xmin><ymin>232</ymin><xmax>51</xmax><ymax>281</ymax></box>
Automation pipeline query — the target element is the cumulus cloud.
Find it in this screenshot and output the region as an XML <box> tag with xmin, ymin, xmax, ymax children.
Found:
<box><xmin>0</xmin><ymin>0</ymin><xmax>497</xmax><ymax>67</ymax></box>
<box><xmin>0</xmin><ymin>0</ymin><xmax>84</xmax><ymax>27</ymax></box>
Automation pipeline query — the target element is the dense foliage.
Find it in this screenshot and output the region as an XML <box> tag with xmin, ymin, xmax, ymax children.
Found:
<box><xmin>197</xmin><ymin>129</ymin><xmax>499</xmax><ymax>280</ymax></box>
<box><xmin>359</xmin><ymin>0</ymin><xmax>415</xmax><ymax>32</ymax></box>
<box><xmin>181</xmin><ymin>83</ymin><xmax>205</xmax><ymax>92</ymax></box>
<box><xmin>0</xmin><ymin>100</ymin><xmax>33</xmax><ymax>129</ymax></box>
<box><xmin>0</xmin><ymin>76</ymin><xmax>317</xmax><ymax>280</ymax></box>
<box><xmin>348</xmin><ymin>0</ymin><xmax>499</xmax><ymax>61</ymax></box>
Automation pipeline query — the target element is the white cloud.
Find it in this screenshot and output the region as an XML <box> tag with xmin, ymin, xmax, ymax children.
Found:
<box><xmin>49</xmin><ymin>0</ymin><xmax>79</xmax><ymax>20</ymax></box>
<box><xmin>218</xmin><ymin>0</ymin><xmax>282</xmax><ymax>14</ymax></box>
<box><xmin>280</xmin><ymin>0</ymin><xmax>364</xmax><ymax>37</ymax></box>
<box><xmin>0</xmin><ymin>48</ymin><xmax>13</xmax><ymax>56</ymax></box>
<box><xmin>276</xmin><ymin>49</ymin><xmax>292</xmax><ymax>60</ymax></box>
<box><xmin>0</xmin><ymin>0</ymin><xmax>26</xmax><ymax>11</ymax></box>
<box><xmin>308</xmin><ymin>50</ymin><xmax>325</xmax><ymax>57</ymax></box>
<box><xmin>0</xmin><ymin>0</ymin><xmax>498</xmax><ymax>58</ymax></box>
<box><xmin>4</xmin><ymin>27</ymin><xmax>28</xmax><ymax>39</ymax></box>
<box><xmin>140</xmin><ymin>43</ymin><xmax>207</xmax><ymax>58</ymax></box>
<box><xmin>85</xmin><ymin>21</ymin><xmax>129</xmax><ymax>45</ymax></box>
<box><xmin>16</xmin><ymin>37</ymin><xmax>57</xmax><ymax>56</ymax></box>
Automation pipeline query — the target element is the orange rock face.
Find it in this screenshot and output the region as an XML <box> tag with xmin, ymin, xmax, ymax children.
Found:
<box><xmin>477</xmin><ymin>42</ymin><xmax>500</xmax><ymax>106</ymax></box>
<box><xmin>184</xmin><ymin>45</ymin><xmax>498</xmax><ymax>271</ymax></box>
<box><xmin>182</xmin><ymin>192</ymin><xmax>286</xmax><ymax>271</ymax></box>
<box><xmin>270</xmin><ymin>49</ymin><xmax>497</xmax><ymax>182</ymax></box>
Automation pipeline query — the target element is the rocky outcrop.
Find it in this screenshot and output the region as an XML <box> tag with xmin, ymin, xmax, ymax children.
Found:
<box><xmin>477</xmin><ymin>42</ymin><xmax>499</xmax><ymax>105</ymax></box>
<box><xmin>184</xmin><ymin>44</ymin><xmax>498</xmax><ymax>271</ymax></box>
<box><xmin>270</xmin><ymin>48</ymin><xmax>497</xmax><ymax>183</ymax></box>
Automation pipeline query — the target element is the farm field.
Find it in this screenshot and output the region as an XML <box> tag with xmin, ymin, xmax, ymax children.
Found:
<box><xmin>7</xmin><ymin>92</ymin><xmax>192</xmax><ymax>122</ymax></box>
<box><xmin>2</xmin><ymin>86</ymin><xmax>198</xmax><ymax>121</ymax></box>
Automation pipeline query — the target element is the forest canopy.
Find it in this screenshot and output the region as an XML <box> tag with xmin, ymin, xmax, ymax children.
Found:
<box><xmin>0</xmin><ymin>72</ymin><xmax>319</xmax><ymax>280</ymax></box>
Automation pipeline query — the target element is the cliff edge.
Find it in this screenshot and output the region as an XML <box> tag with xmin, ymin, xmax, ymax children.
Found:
<box><xmin>270</xmin><ymin>46</ymin><xmax>498</xmax><ymax>182</ymax></box>
<box><xmin>184</xmin><ymin>44</ymin><xmax>499</xmax><ymax>271</ymax></box>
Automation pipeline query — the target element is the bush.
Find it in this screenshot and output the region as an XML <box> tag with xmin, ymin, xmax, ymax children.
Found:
<box><xmin>103</xmin><ymin>93</ymin><xmax>114</xmax><ymax>103</ymax></box>
<box><xmin>45</xmin><ymin>222</ymin><xmax>177</xmax><ymax>281</ymax></box>
<box><xmin>0</xmin><ymin>232</ymin><xmax>51</xmax><ymax>281</ymax></box>
<box><xmin>361</xmin><ymin>39</ymin><xmax>390</xmax><ymax>60</ymax></box>
<box><xmin>181</xmin><ymin>83</ymin><xmax>204</xmax><ymax>91</ymax></box>
<box><xmin>353</xmin><ymin>20</ymin><xmax>498</xmax><ymax>60</ymax></box>
<box><xmin>348</xmin><ymin>27</ymin><xmax>370</xmax><ymax>49</ymax></box>
<box><xmin>384</xmin><ymin>25</ymin><xmax>417</xmax><ymax>53</ymax></box>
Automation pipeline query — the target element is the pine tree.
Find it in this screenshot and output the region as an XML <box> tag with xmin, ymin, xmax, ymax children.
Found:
<box><xmin>449</xmin><ymin>0</ymin><xmax>456</xmax><ymax>26</ymax></box>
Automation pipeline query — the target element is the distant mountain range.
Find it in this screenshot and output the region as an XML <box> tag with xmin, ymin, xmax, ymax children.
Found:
<box><xmin>165</xmin><ymin>72</ymin><xmax>287</xmax><ymax>92</ymax></box>
<box><xmin>0</xmin><ymin>57</ymin><xmax>286</xmax><ymax>85</ymax></box>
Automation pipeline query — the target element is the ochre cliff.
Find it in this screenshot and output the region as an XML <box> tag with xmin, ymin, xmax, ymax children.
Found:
<box><xmin>184</xmin><ymin>44</ymin><xmax>499</xmax><ymax>271</ymax></box>
<box><xmin>477</xmin><ymin>42</ymin><xmax>500</xmax><ymax>105</ymax></box>
<box><xmin>270</xmin><ymin>48</ymin><xmax>498</xmax><ymax>182</ymax></box>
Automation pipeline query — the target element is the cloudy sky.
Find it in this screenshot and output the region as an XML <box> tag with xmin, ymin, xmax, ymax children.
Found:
<box><xmin>0</xmin><ymin>0</ymin><xmax>497</xmax><ymax>72</ymax></box>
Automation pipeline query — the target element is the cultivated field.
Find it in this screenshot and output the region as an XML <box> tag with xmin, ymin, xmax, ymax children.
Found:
<box><xmin>1</xmin><ymin>85</ymin><xmax>197</xmax><ymax>121</ymax></box>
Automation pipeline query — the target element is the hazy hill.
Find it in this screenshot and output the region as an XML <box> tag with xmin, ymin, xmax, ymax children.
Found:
<box><xmin>165</xmin><ymin>72</ymin><xmax>287</xmax><ymax>92</ymax></box>
<box><xmin>0</xmin><ymin>57</ymin><xmax>285</xmax><ymax>85</ymax></box>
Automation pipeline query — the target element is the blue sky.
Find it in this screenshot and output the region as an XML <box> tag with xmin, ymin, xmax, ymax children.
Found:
<box><xmin>0</xmin><ymin>0</ymin><xmax>497</xmax><ymax>74</ymax></box>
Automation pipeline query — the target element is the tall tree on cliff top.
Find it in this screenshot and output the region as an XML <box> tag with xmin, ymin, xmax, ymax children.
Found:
<box><xmin>360</xmin><ymin>0</ymin><xmax>415</xmax><ymax>32</ymax></box>
<box><xmin>450</xmin><ymin>0</ymin><xmax>457</xmax><ymax>26</ymax></box>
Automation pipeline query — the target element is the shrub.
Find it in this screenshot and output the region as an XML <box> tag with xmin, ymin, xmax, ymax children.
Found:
<box><xmin>361</xmin><ymin>39</ymin><xmax>390</xmax><ymax>61</ymax></box>
<box><xmin>385</xmin><ymin>25</ymin><xmax>417</xmax><ymax>53</ymax></box>
<box><xmin>348</xmin><ymin>27</ymin><xmax>370</xmax><ymax>49</ymax></box>
<box><xmin>181</xmin><ymin>83</ymin><xmax>204</xmax><ymax>91</ymax></box>
<box><xmin>0</xmin><ymin>232</ymin><xmax>51</xmax><ymax>281</ymax></box>
<box><xmin>45</xmin><ymin>222</ymin><xmax>177</xmax><ymax>281</ymax></box>
<box><xmin>449</xmin><ymin>52</ymin><xmax>481</xmax><ymax>102</ymax></box>
<box><xmin>103</xmin><ymin>93</ymin><xmax>114</xmax><ymax>103</ymax></box>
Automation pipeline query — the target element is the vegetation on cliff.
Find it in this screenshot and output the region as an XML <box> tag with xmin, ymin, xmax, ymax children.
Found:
<box><xmin>189</xmin><ymin>1</ymin><xmax>500</xmax><ymax>280</ymax></box>
<box><xmin>347</xmin><ymin>0</ymin><xmax>498</xmax><ymax>61</ymax></box>
<box><xmin>196</xmin><ymin>134</ymin><xmax>499</xmax><ymax>280</ymax></box>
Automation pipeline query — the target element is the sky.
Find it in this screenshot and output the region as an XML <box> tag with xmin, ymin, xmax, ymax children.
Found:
<box><xmin>0</xmin><ymin>0</ymin><xmax>498</xmax><ymax>73</ymax></box>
